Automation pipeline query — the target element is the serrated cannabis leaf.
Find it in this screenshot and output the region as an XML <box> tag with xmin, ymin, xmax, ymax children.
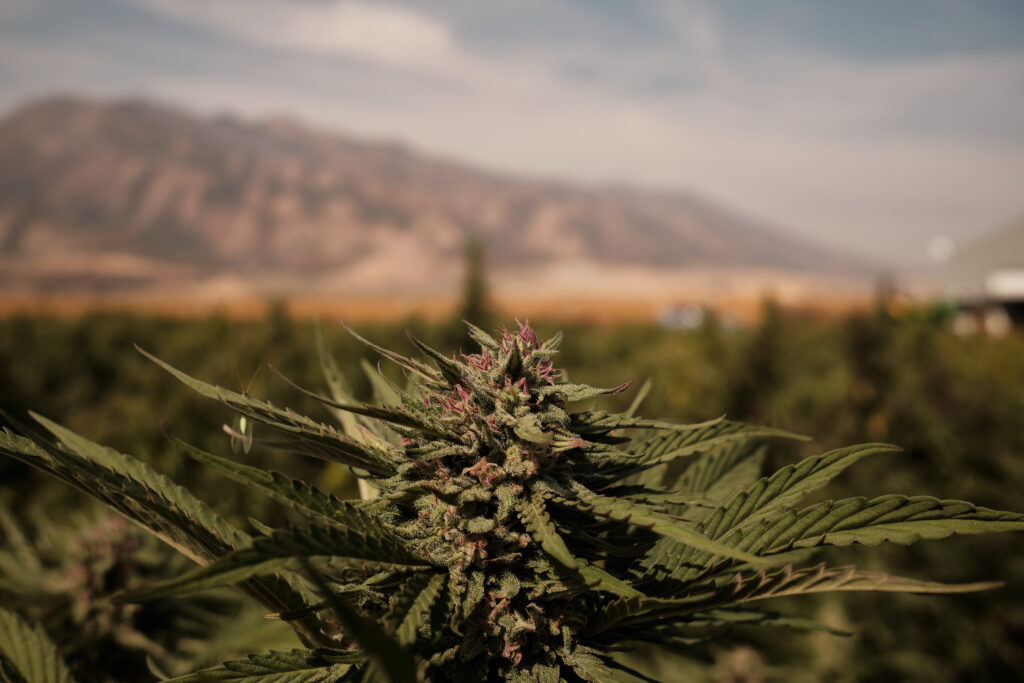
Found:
<box><xmin>165</xmin><ymin>648</ymin><xmax>363</xmax><ymax>682</ymax></box>
<box><xmin>589</xmin><ymin>563</ymin><xmax>1005</xmax><ymax>635</ymax></box>
<box><xmin>0</xmin><ymin>607</ymin><xmax>77</xmax><ymax>683</ymax></box>
<box><xmin>2</xmin><ymin>322</ymin><xmax>1021</xmax><ymax>681</ymax></box>
<box><xmin>123</xmin><ymin>521</ymin><xmax>429</xmax><ymax>602</ymax></box>
<box><xmin>2</xmin><ymin>416</ymin><xmax>249</xmax><ymax>564</ymax></box>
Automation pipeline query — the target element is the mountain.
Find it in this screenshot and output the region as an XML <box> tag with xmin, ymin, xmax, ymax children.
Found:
<box><xmin>0</xmin><ymin>95</ymin><xmax>860</xmax><ymax>297</ymax></box>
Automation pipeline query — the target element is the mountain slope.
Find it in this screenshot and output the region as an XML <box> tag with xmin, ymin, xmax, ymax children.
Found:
<box><xmin>0</xmin><ymin>95</ymin><xmax>859</xmax><ymax>294</ymax></box>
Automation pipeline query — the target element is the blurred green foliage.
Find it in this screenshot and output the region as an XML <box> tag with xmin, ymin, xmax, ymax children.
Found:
<box><xmin>0</xmin><ymin>503</ymin><xmax>299</xmax><ymax>682</ymax></box>
<box><xmin>1</xmin><ymin>304</ymin><xmax>1022</xmax><ymax>682</ymax></box>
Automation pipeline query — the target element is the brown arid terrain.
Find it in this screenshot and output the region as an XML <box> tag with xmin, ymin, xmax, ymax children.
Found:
<box><xmin>0</xmin><ymin>95</ymin><xmax>873</xmax><ymax>321</ymax></box>
<box><xmin>0</xmin><ymin>277</ymin><xmax>872</xmax><ymax>326</ymax></box>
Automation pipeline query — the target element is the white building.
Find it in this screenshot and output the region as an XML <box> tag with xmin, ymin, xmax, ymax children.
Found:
<box><xmin>944</xmin><ymin>217</ymin><xmax>1024</xmax><ymax>335</ymax></box>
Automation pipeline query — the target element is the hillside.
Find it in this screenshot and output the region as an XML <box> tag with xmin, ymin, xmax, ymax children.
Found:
<box><xmin>0</xmin><ymin>96</ymin><xmax>861</xmax><ymax>298</ymax></box>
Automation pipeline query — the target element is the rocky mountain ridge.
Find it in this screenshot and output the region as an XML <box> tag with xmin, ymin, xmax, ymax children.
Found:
<box><xmin>0</xmin><ymin>95</ymin><xmax>860</xmax><ymax>295</ymax></box>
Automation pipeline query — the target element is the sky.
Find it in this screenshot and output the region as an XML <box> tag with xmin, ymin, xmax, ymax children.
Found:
<box><xmin>1</xmin><ymin>0</ymin><xmax>1023</xmax><ymax>268</ymax></box>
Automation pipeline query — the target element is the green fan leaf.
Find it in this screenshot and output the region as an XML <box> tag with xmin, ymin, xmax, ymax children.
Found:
<box><xmin>734</xmin><ymin>444</ymin><xmax>903</xmax><ymax>524</ymax></box>
<box><xmin>514</xmin><ymin>414</ymin><xmax>553</xmax><ymax>445</ymax></box>
<box><xmin>578</xmin><ymin>420</ymin><xmax>804</xmax><ymax>482</ymax></box>
<box><xmin>464</xmin><ymin>321</ymin><xmax>500</xmax><ymax>351</ymax></box>
<box><xmin>561</xmin><ymin>650</ymin><xmax>619</xmax><ymax>682</ymax></box>
<box><xmin>590</xmin><ymin>563</ymin><xmax>1003</xmax><ymax>634</ymax></box>
<box><xmin>408</xmin><ymin>333</ymin><xmax>471</xmax><ymax>386</ymax></box>
<box><xmin>166</xmin><ymin>648</ymin><xmax>363</xmax><ymax>682</ymax></box>
<box><xmin>643</xmin><ymin>443</ymin><xmax>902</xmax><ymax>580</ymax></box>
<box><xmin>123</xmin><ymin>522</ymin><xmax>429</xmax><ymax>602</ymax></box>
<box><xmin>343</xmin><ymin>323</ymin><xmax>441</xmax><ymax>383</ymax></box>
<box><xmin>1</xmin><ymin>416</ymin><xmax>248</xmax><ymax>565</ymax></box>
<box><xmin>551</xmin><ymin>490</ymin><xmax>766</xmax><ymax>566</ymax></box>
<box><xmin>137</xmin><ymin>347</ymin><xmax>400</xmax><ymax>476</ymax></box>
<box><xmin>675</xmin><ymin>439</ymin><xmax>770</xmax><ymax>503</ymax></box>
<box><xmin>389</xmin><ymin>573</ymin><xmax>446</xmax><ymax>646</ymax></box>
<box><xmin>539</xmin><ymin>381</ymin><xmax>632</xmax><ymax>404</ymax></box>
<box><xmin>625</xmin><ymin>420</ymin><xmax>805</xmax><ymax>467</ymax></box>
<box><xmin>173</xmin><ymin>437</ymin><xmax>361</xmax><ymax>525</ymax></box>
<box><xmin>682</xmin><ymin>607</ymin><xmax>851</xmax><ymax>636</ymax></box>
<box><xmin>0</xmin><ymin>607</ymin><xmax>77</xmax><ymax>683</ymax></box>
<box><xmin>569</xmin><ymin>411</ymin><xmax>681</xmax><ymax>436</ymax></box>
<box><xmin>270</xmin><ymin>364</ymin><xmax>447</xmax><ymax>439</ymax></box>
<box><xmin>519</xmin><ymin>497</ymin><xmax>642</xmax><ymax>598</ymax></box>
<box><xmin>519</xmin><ymin>498</ymin><xmax>578</xmax><ymax>570</ymax></box>
<box><xmin>750</xmin><ymin>495</ymin><xmax>1024</xmax><ymax>554</ymax></box>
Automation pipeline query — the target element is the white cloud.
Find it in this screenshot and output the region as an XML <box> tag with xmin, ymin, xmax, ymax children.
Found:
<box><xmin>120</xmin><ymin>0</ymin><xmax>460</xmax><ymax>73</ymax></box>
<box><xmin>9</xmin><ymin>0</ymin><xmax>1024</xmax><ymax>266</ymax></box>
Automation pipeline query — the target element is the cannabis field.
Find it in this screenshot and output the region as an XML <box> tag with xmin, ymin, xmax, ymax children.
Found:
<box><xmin>1</xmin><ymin>305</ymin><xmax>1022</xmax><ymax>682</ymax></box>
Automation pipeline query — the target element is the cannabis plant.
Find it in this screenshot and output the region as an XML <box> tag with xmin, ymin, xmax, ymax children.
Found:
<box><xmin>0</xmin><ymin>505</ymin><xmax>297</xmax><ymax>681</ymax></box>
<box><xmin>2</xmin><ymin>322</ymin><xmax>1023</xmax><ymax>682</ymax></box>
